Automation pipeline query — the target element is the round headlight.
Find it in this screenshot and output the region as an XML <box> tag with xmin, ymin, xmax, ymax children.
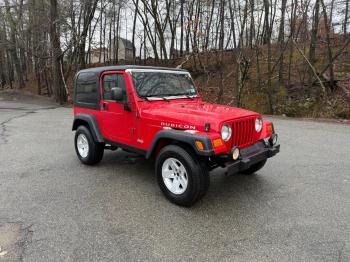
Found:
<box><xmin>255</xmin><ymin>118</ymin><xmax>262</xmax><ymax>132</ymax></box>
<box><xmin>221</xmin><ymin>124</ymin><xmax>232</xmax><ymax>141</ymax></box>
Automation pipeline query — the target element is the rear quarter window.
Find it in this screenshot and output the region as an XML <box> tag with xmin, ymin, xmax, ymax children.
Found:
<box><xmin>75</xmin><ymin>72</ymin><xmax>99</xmax><ymax>104</ymax></box>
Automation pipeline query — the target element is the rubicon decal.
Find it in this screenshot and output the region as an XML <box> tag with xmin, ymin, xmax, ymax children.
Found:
<box><xmin>161</xmin><ymin>122</ymin><xmax>196</xmax><ymax>130</ymax></box>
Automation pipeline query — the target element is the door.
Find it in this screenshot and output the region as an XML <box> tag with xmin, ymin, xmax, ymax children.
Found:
<box><xmin>100</xmin><ymin>72</ymin><xmax>134</xmax><ymax>144</ymax></box>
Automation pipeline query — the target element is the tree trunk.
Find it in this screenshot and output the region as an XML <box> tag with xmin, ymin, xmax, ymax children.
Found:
<box><xmin>278</xmin><ymin>0</ymin><xmax>287</xmax><ymax>87</ymax></box>
<box><xmin>49</xmin><ymin>0</ymin><xmax>67</xmax><ymax>104</ymax></box>
<box><xmin>263</xmin><ymin>0</ymin><xmax>273</xmax><ymax>113</ymax></box>
<box><xmin>132</xmin><ymin>0</ymin><xmax>139</xmax><ymax>64</ymax></box>
<box><xmin>344</xmin><ymin>0</ymin><xmax>349</xmax><ymax>38</ymax></box>
<box><xmin>320</xmin><ymin>0</ymin><xmax>335</xmax><ymax>90</ymax></box>
<box><xmin>180</xmin><ymin>0</ymin><xmax>184</xmax><ymax>56</ymax></box>
<box><xmin>228</xmin><ymin>0</ymin><xmax>237</xmax><ymax>49</ymax></box>
<box><xmin>78</xmin><ymin>0</ymin><xmax>99</xmax><ymax>68</ymax></box>
<box><xmin>218</xmin><ymin>0</ymin><xmax>225</xmax><ymax>51</ymax></box>
<box><xmin>308</xmin><ymin>0</ymin><xmax>320</xmax><ymax>87</ymax></box>
<box><xmin>4</xmin><ymin>0</ymin><xmax>25</xmax><ymax>89</ymax></box>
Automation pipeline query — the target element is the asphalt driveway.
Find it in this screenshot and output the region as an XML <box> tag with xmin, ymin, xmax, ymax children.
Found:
<box><xmin>0</xmin><ymin>98</ymin><xmax>349</xmax><ymax>261</ymax></box>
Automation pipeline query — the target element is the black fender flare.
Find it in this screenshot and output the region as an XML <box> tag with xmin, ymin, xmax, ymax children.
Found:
<box><xmin>146</xmin><ymin>129</ymin><xmax>214</xmax><ymax>159</ymax></box>
<box><xmin>72</xmin><ymin>114</ymin><xmax>104</xmax><ymax>143</ymax></box>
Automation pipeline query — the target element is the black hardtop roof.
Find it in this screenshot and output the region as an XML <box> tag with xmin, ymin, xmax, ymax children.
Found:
<box><xmin>77</xmin><ymin>65</ymin><xmax>188</xmax><ymax>76</ymax></box>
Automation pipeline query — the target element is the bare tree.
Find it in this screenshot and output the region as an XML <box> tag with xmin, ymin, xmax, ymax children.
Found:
<box><xmin>49</xmin><ymin>0</ymin><xmax>67</xmax><ymax>104</ymax></box>
<box><xmin>0</xmin><ymin>0</ymin><xmax>349</xmax><ymax>113</ymax></box>
<box><xmin>308</xmin><ymin>0</ymin><xmax>320</xmax><ymax>87</ymax></box>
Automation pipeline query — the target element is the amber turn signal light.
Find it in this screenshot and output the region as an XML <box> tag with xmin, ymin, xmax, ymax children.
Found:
<box><xmin>267</xmin><ymin>123</ymin><xmax>273</xmax><ymax>133</ymax></box>
<box><xmin>212</xmin><ymin>138</ymin><xmax>223</xmax><ymax>147</ymax></box>
<box><xmin>195</xmin><ymin>141</ymin><xmax>204</xmax><ymax>151</ymax></box>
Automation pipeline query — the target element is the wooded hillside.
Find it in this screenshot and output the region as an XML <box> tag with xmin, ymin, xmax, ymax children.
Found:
<box><xmin>0</xmin><ymin>0</ymin><xmax>349</xmax><ymax>118</ymax></box>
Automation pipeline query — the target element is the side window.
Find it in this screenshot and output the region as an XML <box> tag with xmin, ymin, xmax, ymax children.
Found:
<box><xmin>102</xmin><ymin>73</ymin><xmax>127</xmax><ymax>103</ymax></box>
<box><xmin>75</xmin><ymin>72</ymin><xmax>99</xmax><ymax>104</ymax></box>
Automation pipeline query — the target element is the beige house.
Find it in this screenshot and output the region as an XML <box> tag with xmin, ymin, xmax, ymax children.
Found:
<box><xmin>110</xmin><ymin>37</ymin><xmax>134</xmax><ymax>62</ymax></box>
<box><xmin>88</xmin><ymin>47</ymin><xmax>108</xmax><ymax>64</ymax></box>
<box><xmin>87</xmin><ymin>38</ymin><xmax>134</xmax><ymax>64</ymax></box>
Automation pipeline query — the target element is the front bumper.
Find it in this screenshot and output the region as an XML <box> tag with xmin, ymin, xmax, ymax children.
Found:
<box><xmin>223</xmin><ymin>141</ymin><xmax>280</xmax><ymax>175</ymax></box>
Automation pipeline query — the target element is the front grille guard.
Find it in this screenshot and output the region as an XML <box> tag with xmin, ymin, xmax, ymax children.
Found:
<box><xmin>230</xmin><ymin>116</ymin><xmax>258</xmax><ymax>149</ymax></box>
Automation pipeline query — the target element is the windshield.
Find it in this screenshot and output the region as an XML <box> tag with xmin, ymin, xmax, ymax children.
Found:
<box><xmin>129</xmin><ymin>70</ymin><xmax>197</xmax><ymax>98</ymax></box>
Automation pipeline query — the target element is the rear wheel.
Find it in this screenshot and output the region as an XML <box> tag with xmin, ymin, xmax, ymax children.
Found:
<box><xmin>74</xmin><ymin>125</ymin><xmax>104</xmax><ymax>165</ymax></box>
<box><xmin>156</xmin><ymin>145</ymin><xmax>209</xmax><ymax>207</ymax></box>
<box><xmin>241</xmin><ymin>159</ymin><xmax>267</xmax><ymax>175</ymax></box>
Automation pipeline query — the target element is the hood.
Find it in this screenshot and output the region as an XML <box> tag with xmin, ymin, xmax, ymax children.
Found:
<box><xmin>140</xmin><ymin>100</ymin><xmax>259</xmax><ymax>132</ymax></box>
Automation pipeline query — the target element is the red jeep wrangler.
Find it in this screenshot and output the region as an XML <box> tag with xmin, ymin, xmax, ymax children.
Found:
<box><xmin>72</xmin><ymin>66</ymin><xmax>279</xmax><ymax>206</ymax></box>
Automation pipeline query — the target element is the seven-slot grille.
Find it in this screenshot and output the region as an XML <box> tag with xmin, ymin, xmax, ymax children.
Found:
<box><xmin>231</xmin><ymin>116</ymin><xmax>257</xmax><ymax>148</ymax></box>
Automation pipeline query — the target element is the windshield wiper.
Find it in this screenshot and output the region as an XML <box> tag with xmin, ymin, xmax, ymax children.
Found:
<box><xmin>141</xmin><ymin>96</ymin><xmax>151</xmax><ymax>101</ymax></box>
<box><xmin>141</xmin><ymin>95</ymin><xmax>170</xmax><ymax>102</ymax></box>
<box><xmin>160</xmin><ymin>96</ymin><xmax>170</xmax><ymax>102</ymax></box>
<box><xmin>185</xmin><ymin>95</ymin><xmax>194</xmax><ymax>100</ymax></box>
<box><xmin>163</xmin><ymin>93</ymin><xmax>196</xmax><ymax>99</ymax></box>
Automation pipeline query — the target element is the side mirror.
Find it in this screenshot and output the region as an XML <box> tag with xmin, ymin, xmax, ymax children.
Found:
<box><xmin>111</xmin><ymin>87</ymin><xmax>123</xmax><ymax>101</ymax></box>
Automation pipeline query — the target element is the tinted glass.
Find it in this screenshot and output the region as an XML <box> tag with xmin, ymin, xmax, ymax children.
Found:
<box><xmin>75</xmin><ymin>72</ymin><xmax>99</xmax><ymax>104</ymax></box>
<box><xmin>102</xmin><ymin>74</ymin><xmax>127</xmax><ymax>103</ymax></box>
<box><xmin>130</xmin><ymin>71</ymin><xmax>197</xmax><ymax>97</ymax></box>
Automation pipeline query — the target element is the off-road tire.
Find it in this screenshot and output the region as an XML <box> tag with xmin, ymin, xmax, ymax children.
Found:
<box><xmin>156</xmin><ymin>145</ymin><xmax>210</xmax><ymax>207</ymax></box>
<box><xmin>74</xmin><ymin>125</ymin><xmax>104</xmax><ymax>165</ymax></box>
<box><xmin>241</xmin><ymin>159</ymin><xmax>267</xmax><ymax>175</ymax></box>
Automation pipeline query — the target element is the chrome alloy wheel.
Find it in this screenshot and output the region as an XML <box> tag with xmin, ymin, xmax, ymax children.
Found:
<box><xmin>77</xmin><ymin>134</ymin><xmax>89</xmax><ymax>158</ymax></box>
<box><xmin>162</xmin><ymin>158</ymin><xmax>188</xmax><ymax>195</ymax></box>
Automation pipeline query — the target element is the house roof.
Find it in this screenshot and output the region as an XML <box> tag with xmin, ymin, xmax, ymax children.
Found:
<box><xmin>120</xmin><ymin>37</ymin><xmax>134</xmax><ymax>49</ymax></box>
<box><xmin>109</xmin><ymin>37</ymin><xmax>134</xmax><ymax>50</ymax></box>
<box><xmin>88</xmin><ymin>47</ymin><xmax>108</xmax><ymax>54</ymax></box>
<box><xmin>77</xmin><ymin>65</ymin><xmax>188</xmax><ymax>76</ymax></box>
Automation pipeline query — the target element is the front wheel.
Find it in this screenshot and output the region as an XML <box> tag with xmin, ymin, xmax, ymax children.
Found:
<box><xmin>156</xmin><ymin>145</ymin><xmax>209</xmax><ymax>207</ymax></box>
<box><xmin>74</xmin><ymin>125</ymin><xmax>104</xmax><ymax>165</ymax></box>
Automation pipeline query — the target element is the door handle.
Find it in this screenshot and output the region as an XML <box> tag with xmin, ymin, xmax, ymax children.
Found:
<box><xmin>103</xmin><ymin>102</ymin><xmax>108</xmax><ymax>110</ymax></box>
